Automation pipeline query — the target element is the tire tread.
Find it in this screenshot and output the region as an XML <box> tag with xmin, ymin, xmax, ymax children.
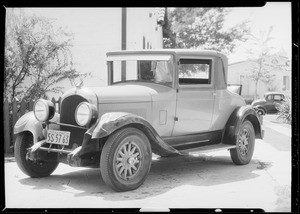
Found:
<box><xmin>100</xmin><ymin>127</ymin><xmax>152</xmax><ymax>192</ymax></box>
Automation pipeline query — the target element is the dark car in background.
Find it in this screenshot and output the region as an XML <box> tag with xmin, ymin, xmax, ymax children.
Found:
<box><xmin>251</xmin><ymin>92</ymin><xmax>285</xmax><ymax>115</ymax></box>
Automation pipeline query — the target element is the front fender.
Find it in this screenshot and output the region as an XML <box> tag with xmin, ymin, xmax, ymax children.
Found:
<box><xmin>253</xmin><ymin>105</ymin><xmax>267</xmax><ymax>112</ymax></box>
<box><xmin>14</xmin><ymin>111</ymin><xmax>60</xmax><ymax>144</ymax></box>
<box><xmin>223</xmin><ymin>106</ymin><xmax>263</xmax><ymax>144</ymax></box>
<box><xmin>87</xmin><ymin>112</ymin><xmax>180</xmax><ymax>157</ymax></box>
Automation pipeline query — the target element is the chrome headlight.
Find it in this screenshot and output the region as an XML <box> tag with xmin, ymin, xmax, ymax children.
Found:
<box><xmin>33</xmin><ymin>99</ymin><xmax>55</xmax><ymax>122</ymax></box>
<box><xmin>75</xmin><ymin>102</ymin><xmax>98</xmax><ymax>126</ymax></box>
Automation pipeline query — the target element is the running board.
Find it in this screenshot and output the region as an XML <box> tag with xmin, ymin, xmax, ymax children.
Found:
<box><xmin>178</xmin><ymin>143</ymin><xmax>236</xmax><ymax>155</ymax></box>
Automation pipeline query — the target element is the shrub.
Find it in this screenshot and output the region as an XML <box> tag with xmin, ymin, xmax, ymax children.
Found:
<box><xmin>275</xmin><ymin>98</ymin><xmax>291</xmax><ymax>124</ymax></box>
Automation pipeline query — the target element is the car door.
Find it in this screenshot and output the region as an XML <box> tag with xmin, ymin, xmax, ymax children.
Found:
<box><xmin>172</xmin><ymin>57</ymin><xmax>215</xmax><ymax>136</ymax></box>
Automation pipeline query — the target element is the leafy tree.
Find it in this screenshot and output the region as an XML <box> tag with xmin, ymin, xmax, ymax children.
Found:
<box><xmin>163</xmin><ymin>8</ymin><xmax>249</xmax><ymax>54</ymax></box>
<box><xmin>246</xmin><ymin>27</ymin><xmax>278</xmax><ymax>99</ymax></box>
<box><xmin>4</xmin><ymin>9</ymin><xmax>88</xmax><ymax>102</ymax></box>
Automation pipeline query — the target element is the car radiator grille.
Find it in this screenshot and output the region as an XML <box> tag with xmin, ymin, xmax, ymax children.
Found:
<box><xmin>60</xmin><ymin>95</ymin><xmax>88</xmax><ymax>149</ymax></box>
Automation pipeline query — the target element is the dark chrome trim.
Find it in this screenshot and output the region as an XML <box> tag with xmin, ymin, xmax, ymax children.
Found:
<box><xmin>49</xmin><ymin>121</ymin><xmax>87</xmax><ymax>130</ymax></box>
<box><xmin>163</xmin><ymin>130</ymin><xmax>222</xmax><ymax>146</ymax></box>
<box><xmin>163</xmin><ymin>130</ymin><xmax>223</xmax><ymax>151</ymax></box>
<box><xmin>39</xmin><ymin>147</ymin><xmax>72</xmax><ymax>154</ymax></box>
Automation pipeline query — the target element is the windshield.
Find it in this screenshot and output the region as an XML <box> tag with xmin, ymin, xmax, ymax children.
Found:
<box><xmin>107</xmin><ymin>55</ymin><xmax>173</xmax><ymax>87</ymax></box>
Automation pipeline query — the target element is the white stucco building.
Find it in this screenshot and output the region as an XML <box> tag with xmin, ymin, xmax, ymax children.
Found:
<box><xmin>16</xmin><ymin>7</ymin><xmax>165</xmax><ymax>98</ymax></box>
<box><xmin>68</xmin><ymin>7</ymin><xmax>165</xmax><ymax>88</ymax></box>
<box><xmin>228</xmin><ymin>51</ymin><xmax>291</xmax><ymax>99</ymax></box>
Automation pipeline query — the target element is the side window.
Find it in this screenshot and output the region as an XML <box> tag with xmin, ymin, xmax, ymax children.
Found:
<box><xmin>274</xmin><ymin>95</ymin><xmax>283</xmax><ymax>101</ymax></box>
<box><xmin>266</xmin><ymin>95</ymin><xmax>272</xmax><ymax>101</ymax></box>
<box><xmin>178</xmin><ymin>59</ymin><xmax>212</xmax><ymax>85</ymax></box>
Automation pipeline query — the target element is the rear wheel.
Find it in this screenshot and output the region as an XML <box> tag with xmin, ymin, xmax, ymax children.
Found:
<box><xmin>100</xmin><ymin>127</ymin><xmax>152</xmax><ymax>192</ymax></box>
<box><xmin>230</xmin><ymin>120</ymin><xmax>255</xmax><ymax>165</ymax></box>
<box><xmin>14</xmin><ymin>132</ymin><xmax>59</xmax><ymax>177</ymax></box>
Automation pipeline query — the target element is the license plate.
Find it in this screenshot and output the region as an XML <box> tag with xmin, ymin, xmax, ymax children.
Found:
<box><xmin>46</xmin><ymin>130</ymin><xmax>70</xmax><ymax>146</ymax></box>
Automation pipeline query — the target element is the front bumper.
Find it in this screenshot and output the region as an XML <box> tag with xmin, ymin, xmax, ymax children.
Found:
<box><xmin>26</xmin><ymin>139</ymin><xmax>83</xmax><ymax>166</ymax></box>
<box><xmin>26</xmin><ymin>133</ymin><xmax>98</xmax><ymax>167</ymax></box>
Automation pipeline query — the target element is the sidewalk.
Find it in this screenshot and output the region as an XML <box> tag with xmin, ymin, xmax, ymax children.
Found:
<box><xmin>263</xmin><ymin>114</ymin><xmax>291</xmax><ymax>137</ymax></box>
<box><xmin>259</xmin><ymin>114</ymin><xmax>291</xmax><ymax>211</ymax></box>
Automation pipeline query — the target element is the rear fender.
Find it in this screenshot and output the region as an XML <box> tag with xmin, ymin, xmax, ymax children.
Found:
<box><xmin>223</xmin><ymin>106</ymin><xmax>263</xmax><ymax>145</ymax></box>
<box><xmin>87</xmin><ymin>112</ymin><xmax>180</xmax><ymax>157</ymax></box>
<box><xmin>14</xmin><ymin>111</ymin><xmax>60</xmax><ymax>144</ymax></box>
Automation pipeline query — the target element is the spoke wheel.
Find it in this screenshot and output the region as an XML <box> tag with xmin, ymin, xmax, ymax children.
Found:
<box><xmin>14</xmin><ymin>132</ymin><xmax>59</xmax><ymax>177</ymax></box>
<box><xmin>230</xmin><ymin>120</ymin><xmax>255</xmax><ymax>165</ymax></box>
<box><xmin>114</xmin><ymin>140</ymin><xmax>142</xmax><ymax>181</ymax></box>
<box><xmin>100</xmin><ymin>127</ymin><xmax>152</xmax><ymax>192</ymax></box>
<box><xmin>238</xmin><ymin>129</ymin><xmax>249</xmax><ymax>157</ymax></box>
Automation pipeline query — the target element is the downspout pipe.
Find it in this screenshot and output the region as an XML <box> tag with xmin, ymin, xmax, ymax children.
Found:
<box><xmin>121</xmin><ymin>7</ymin><xmax>127</xmax><ymax>81</ymax></box>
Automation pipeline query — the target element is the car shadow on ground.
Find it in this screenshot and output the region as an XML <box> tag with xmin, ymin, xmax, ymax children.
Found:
<box><xmin>18</xmin><ymin>154</ymin><xmax>265</xmax><ymax>201</ymax></box>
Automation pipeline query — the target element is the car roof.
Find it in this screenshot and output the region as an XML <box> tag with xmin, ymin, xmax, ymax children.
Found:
<box><xmin>264</xmin><ymin>92</ymin><xmax>284</xmax><ymax>96</ymax></box>
<box><xmin>106</xmin><ymin>49</ymin><xmax>226</xmax><ymax>58</ymax></box>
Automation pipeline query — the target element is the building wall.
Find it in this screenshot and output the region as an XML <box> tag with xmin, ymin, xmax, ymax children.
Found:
<box><xmin>126</xmin><ymin>8</ymin><xmax>163</xmax><ymax>50</ymax></box>
<box><xmin>228</xmin><ymin>55</ymin><xmax>291</xmax><ymax>99</ymax></box>
<box><xmin>69</xmin><ymin>8</ymin><xmax>123</xmax><ymax>89</ymax></box>
<box><xmin>24</xmin><ymin>8</ymin><xmax>164</xmax><ymax>98</ymax></box>
<box><xmin>83</xmin><ymin>8</ymin><xmax>163</xmax><ymax>88</ymax></box>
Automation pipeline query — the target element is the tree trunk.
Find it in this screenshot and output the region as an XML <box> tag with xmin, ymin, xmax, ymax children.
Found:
<box><xmin>255</xmin><ymin>80</ymin><xmax>259</xmax><ymax>99</ymax></box>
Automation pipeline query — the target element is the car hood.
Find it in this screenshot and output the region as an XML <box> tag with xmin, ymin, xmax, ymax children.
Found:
<box><xmin>251</xmin><ymin>99</ymin><xmax>265</xmax><ymax>105</ymax></box>
<box><xmin>88</xmin><ymin>85</ymin><xmax>156</xmax><ymax>104</ymax></box>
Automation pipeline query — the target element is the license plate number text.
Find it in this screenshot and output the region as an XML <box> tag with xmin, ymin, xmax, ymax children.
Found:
<box><xmin>46</xmin><ymin>130</ymin><xmax>70</xmax><ymax>146</ymax></box>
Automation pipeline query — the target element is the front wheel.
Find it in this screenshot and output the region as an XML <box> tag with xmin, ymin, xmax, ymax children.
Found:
<box><xmin>14</xmin><ymin>132</ymin><xmax>59</xmax><ymax>178</ymax></box>
<box><xmin>230</xmin><ymin>120</ymin><xmax>255</xmax><ymax>165</ymax></box>
<box><xmin>257</xmin><ymin>108</ymin><xmax>266</xmax><ymax>116</ymax></box>
<box><xmin>100</xmin><ymin>127</ymin><xmax>152</xmax><ymax>192</ymax></box>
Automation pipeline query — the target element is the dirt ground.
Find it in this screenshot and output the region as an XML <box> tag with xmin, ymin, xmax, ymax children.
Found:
<box><xmin>4</xmin><ymin>115</ymin><xmax>291</xmax><ymax>211</ymax></box>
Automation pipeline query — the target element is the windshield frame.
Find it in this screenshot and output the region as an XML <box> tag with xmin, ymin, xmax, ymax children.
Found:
<box><xmin>107</xmin><ymin>54</ymin><xmax>175</xmax><ymax>88</ymax></box>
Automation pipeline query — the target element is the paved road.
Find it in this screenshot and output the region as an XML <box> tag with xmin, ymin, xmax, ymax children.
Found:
<box><xmin>4</xmin><ymin>115</ymin><xmax>291</xmax><ymax>212</ymax></box>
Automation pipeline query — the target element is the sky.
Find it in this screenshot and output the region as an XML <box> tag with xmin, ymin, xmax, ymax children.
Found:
<box><xmin>24</xmin><ymin>3</ymin><xmax>291</xmax><ymax>64</ymax></box>
<box><xmin>224</xmin><ymin>2</ymin><xmax>291</xmax><ymax>63</ymax></box>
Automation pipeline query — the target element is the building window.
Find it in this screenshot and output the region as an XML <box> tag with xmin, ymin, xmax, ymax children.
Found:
<box><xmin>283</xmin><ymin>76</ymin><xmax>290</xmax><ymax>91</ymax></box>
<box><xmin>143</xmin><ymin>36</ymin><xmax>145</xmax><ymax>49</ymax></box>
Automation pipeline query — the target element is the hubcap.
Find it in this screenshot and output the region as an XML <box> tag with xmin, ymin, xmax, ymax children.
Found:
<box><xmin>114</xmin><ymin>141</ymin><xmax>142</xmax><ymax>180</ymax></box>
<box><xmin>238</xmin><ymin>128</ymin><xmax>249</xmax><ymax>157</ymax></box>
